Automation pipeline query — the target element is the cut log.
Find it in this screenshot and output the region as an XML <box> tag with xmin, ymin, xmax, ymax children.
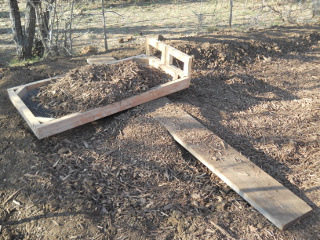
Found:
<box><xmin>149</xmin><ymin>97</ymin><xmax>312</xmax><ymax>230</ymax></box>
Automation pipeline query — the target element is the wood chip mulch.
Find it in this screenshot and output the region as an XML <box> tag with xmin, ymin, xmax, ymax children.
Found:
<box><xmin>34</xmin><ymin>60</ymin><xmax>172</xmax><ymax>117</ymax></box>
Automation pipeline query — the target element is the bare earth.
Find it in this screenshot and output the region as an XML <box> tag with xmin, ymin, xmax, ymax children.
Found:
<box><xmin>0</xmin><ymin>25</ymin><xmax>319</xmax><ymax>240</ymax></box>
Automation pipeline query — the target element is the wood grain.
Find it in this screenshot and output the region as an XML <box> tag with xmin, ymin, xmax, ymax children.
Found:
<box><xmin>36</xmin><ymin>77</ymin><xmax>190</xmax><ymax>139</ymax></box>
<box><xmin>7</xmin><ymin>89</ymin><xmax>41</xmax><ymax>134</ymax></box>
<box><xmin>150</xmin><ymin>97</ymin><xmax>312</xmax><ymax>230</ymax></box>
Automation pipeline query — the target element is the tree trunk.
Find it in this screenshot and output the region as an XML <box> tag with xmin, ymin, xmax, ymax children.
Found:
<box><xmin>33</xmin><ymin>2</ymin><xmax>49</xmax><ymax>57</ymax></box>
<box><xmin>101</xmin><ymin>0</ymin><xmax>108</xmax><ymax>51</ymax></box>
<box><xmin>8</xmin><ymin>0</ymin><xmax>24</xmax><ymax>57</ymax></box>
<box><xmin>69</xmin><ymin>0</ymin><xmax>75</xmax><ymax>54</ymax></box>
<box><xmin>8</xmin><ymin>0</ymin><xmax>38</xmax><ymax>59</ymax></box>
<box><xmin>229</xmin><ymin>0</ymin><xmax>233</xmax><ymax>28</ymax></box>
<box><xmin>24</xmin><ymin>1</ymin><xmax>36</xmax><ymax>59</ymax></box>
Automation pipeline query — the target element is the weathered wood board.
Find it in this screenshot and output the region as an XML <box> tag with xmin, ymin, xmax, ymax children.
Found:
<box><xmin>86</xmin><ymin>54</ymin><xmax>116</xmax><ymax>65</ymax></box>
<box><xmin>148</xmin><ymin>97</ymin><xmax>313</xmax><ymax>230</ymax></box>
<box><xmin>7</xmin><ymin>39</ymin><xmax>193</xmax><ymax>139</ymax></box>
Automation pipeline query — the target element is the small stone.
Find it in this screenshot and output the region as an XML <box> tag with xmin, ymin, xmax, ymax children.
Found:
<box><xmin>257</xmin><ymin>222</ymin><xmax>263</xmax><ymax>229</ymax></box>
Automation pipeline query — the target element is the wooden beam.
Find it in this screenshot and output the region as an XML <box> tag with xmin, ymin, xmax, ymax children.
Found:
<box><xmin>36</xmin><ymin>117</ymin><xmax>55</xmax><ymax>123</ymax></box>
<box><xmin>7</xmin><ymin>89</ymin><xmax>41</xmax><ymax>135</ymax></box>
<box><xmin>146</xmin><ymin>38</ymin><xmax>166</xmax><ymax>64</ymax></box>
<box><xmin>149</xmin><ymin>97</ymin><xmax>312</xmax><ymax>230</ymax></box>
<box><xmin>86</xmin><ymin>55</ymin><xmax>115</xmax><ymax>65</ymax></box>
<box><xmin>149</xmin><ymin>58</ymin><xmax>183</xmax><ymax>79</ymax></box>
<box><xmin>87</xmin><ymin>54</ymin><xmax>147</xmax><ymax>65</ymax></box>
<box><xmin>36</xmin><ymin>78</ymin><xmax>190</xmax><ymax>139</ymax></box>
<box><xmin>15</xmin><ymin>86</ymin><xmax>28</xmax><ymax>98</ymax></box>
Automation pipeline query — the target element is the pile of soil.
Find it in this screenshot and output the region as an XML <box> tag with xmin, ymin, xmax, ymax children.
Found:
<box><xmin>35</xmin><ymin>60</ymin><xmax>172</xmax><ymax>117</ymax></box>
<box><xmin>169</xmin><ymin>31</ymin><xmax>320</xmax><ymax>70</ymax></box>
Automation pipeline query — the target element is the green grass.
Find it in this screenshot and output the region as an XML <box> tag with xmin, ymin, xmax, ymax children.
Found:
<box><xmin>9</xmin><ymin>56</ymin><xmax>41</xmax><ymax>67</ymax></box>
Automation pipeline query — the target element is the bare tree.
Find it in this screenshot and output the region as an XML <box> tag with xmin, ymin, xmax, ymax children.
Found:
<box><xmin>101</xmin><ymin>0</ymin><xmax>108</xmax><ymax>51</ymax></box>
<box><xmin>8</xmin><ymin>0</ymin><xmax>55</xmax><ymax>59</ymax></box>
<box><xmin>69</xmin><ymin>0</ymin><xmax>75</xmax><ymax>53</ymax></box>
<box><xmin>8</xmin><ymin>0</ymin><xmax>37</xmax><ymax>59</ymax></box>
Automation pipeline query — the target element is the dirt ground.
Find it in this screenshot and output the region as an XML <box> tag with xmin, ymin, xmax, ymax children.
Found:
<box><xmin>0</xmin><ymin>25</ymin><xmax>319</xmax><ymax>240</ymax></box>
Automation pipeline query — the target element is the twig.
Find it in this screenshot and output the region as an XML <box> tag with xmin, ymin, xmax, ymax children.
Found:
<box><xmin>209</xmin><ymin>221</ymin><xmax>235</xmax><ymax>240</ymax></box>
<box><xmin>105</xmin><ymin>11</ymin><xmax>124</xmax><ymax>18</ymax></box>
<box><xmin>2</xmin><ymin>189</ymin><xmax>22</xmax><ymax>206</ymax></box>
<box><xmin>102</xmin><ymin>172</ymin><xmax>143</xmax><ymax>191</ymax></box>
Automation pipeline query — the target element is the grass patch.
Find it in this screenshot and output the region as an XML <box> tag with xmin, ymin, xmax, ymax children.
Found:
<box><xmin>9</xmin><ymin>56</ymin><xmax>42</xmax><ymax>67</ymax></box>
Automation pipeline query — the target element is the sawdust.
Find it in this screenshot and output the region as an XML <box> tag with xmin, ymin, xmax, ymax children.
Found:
<box><xmin>34</xmin><ymin>60</ymin><xmax>172</xmax><ymax>117</ymax></box>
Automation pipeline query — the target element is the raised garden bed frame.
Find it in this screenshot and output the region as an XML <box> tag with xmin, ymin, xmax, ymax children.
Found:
<box><xmin>7</xmin><ymin>38</ymin><xmax>192</xmax><ymax>139</ymax></box>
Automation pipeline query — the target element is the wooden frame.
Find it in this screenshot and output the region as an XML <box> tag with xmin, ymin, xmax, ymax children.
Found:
<box><xmin>7</xmin><ymin>39</ymin><xmax>193</xmax><ymax>139</ymax></box>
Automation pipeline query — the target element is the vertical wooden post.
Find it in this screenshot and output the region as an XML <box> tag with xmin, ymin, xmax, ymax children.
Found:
<box><xmin>229</xmin><ymin>0</ymin><xmax>233</xmax><ymax>28</ymax></box>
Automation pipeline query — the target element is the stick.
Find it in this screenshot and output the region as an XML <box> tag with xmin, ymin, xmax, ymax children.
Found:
<box><xmin>2</xmin><ymin>189</ymin><xmax>22</xmax><ymax>206</ymax></box>
<box><xmin>209</xmin><ymin>221</ymin><xmax>235</xmax><ymax>240</ymax></box>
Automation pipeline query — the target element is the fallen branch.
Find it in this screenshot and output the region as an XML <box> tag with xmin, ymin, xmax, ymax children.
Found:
<box><xmin>2</xmin><ymin>189</ymin><xmax>22</xmax><ymax>206</ymax></box>
<box><xmin>209</xmin><ymin>221</ymin><xmax>235</xmax><ymax>240</ymax></box>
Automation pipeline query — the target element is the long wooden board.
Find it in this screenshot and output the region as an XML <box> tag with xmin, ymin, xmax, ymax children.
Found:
<box><xmin>149</xmin><ymin>97</ymin><xmax>312</xmax><ymax>230</ymax></box>
<box><xmin>35</xmin><ymin>77</ymin><xmax>190</xmax><ymax>139</ymax></box>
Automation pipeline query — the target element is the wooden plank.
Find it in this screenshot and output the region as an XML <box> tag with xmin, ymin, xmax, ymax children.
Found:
<box><xmin>166</xmin><ymin>46</ymin><xmax>192</xmax><ymax>65</ymax></box>
<box><xmin>7</xmin><ymin>77</ymin><xmax>53</xmax><ymax>93</ymax></box>
<box><xmin>149</xmin><ymin>58</ymin><xmax>183</xmax><ymax>79</ymax></box>
<box><xmin>15</xmin><ymin>86</ymin><xmax>28</xmax><ymax>98</ymax></box>
<box><xmin>87</xmin><ymin>54</ymin><xmax>147</xmax><ymax>65</ymax></box>
<box><xmin>146</xmin><ymin>38</ymin><xmax>166</xmax><ymax>64</ymax></box>
<box><xmin>7</xmin><ymin>89</ymin><xmax>40</xmax><ymax>136</ymax></box>
<box><xmin>36</xmin><ymin>117</ymin><xmax>55</xmax><ymax>123</ymax></box>
<box><xmin>149</xmin><ymin>97</ymin><xmax>312</xmax><ymax>230</ymax></box>
<box><xmin>36</xmin><ymin>78</ymin><xmax>190</xmax><ymax>139</ymax></box>
<box><xmin>166</xmin><ymin>46</ymin><xmax>192</xmax><ymax>78</ymax></box>
<box><xmin>87</xmin><ymin>54</ymin><xmax>115</xmax><ymax>65</ymax></box>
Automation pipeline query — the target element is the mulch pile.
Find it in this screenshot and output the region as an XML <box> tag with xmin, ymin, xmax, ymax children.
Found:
<box><xmin>34</xmin><ymin>60</ymin><xmax>172</xmax><ymax>117</ymax></box>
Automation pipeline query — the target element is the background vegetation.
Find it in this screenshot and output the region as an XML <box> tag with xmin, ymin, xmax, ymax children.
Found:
<box><xmin>1</xmin><ymin>0</ymin><xmax>320</xmax><ymax>64</ymax></box>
